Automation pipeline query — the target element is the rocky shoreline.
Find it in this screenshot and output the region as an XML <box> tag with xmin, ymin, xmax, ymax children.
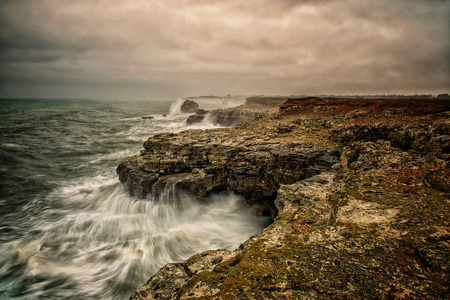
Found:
<box><xmin>118</xmin><ymin>97</ymin><xmax>449</xmax><ymax>299</ymax></box>
<box><xmin>185</xmin><ymin>99</ymin><xmax>282</xmax><ymax>127</ymax></box>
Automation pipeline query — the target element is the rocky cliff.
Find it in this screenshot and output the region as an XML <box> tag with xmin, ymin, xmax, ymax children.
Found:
<box><xmin>119</xmin><ymin>97</ymin><xmax>449</xmax><ymax>299</ymax></box>
<box><xmin>117</xmin><ymin>128</ymin><xmax>340</xmax><ymax>217</ymax></box>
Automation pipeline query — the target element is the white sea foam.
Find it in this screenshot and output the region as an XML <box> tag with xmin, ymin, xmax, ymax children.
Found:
<box><xmin>2</xmin><ymin>143</ymin><xmax>28</xmax><ymax>149</ymax></box>
<box><xmin>0</xmin><ymin>98</ymin><xmax>266</xmax><ymax>299</ymax></box>
<box><xmin>85</xmin><ymin>149</ymin><xmax>137</xmax><ymax>166</ymax></box>
<box><xmin>2</xmin><ymin>182</ymin><xmax>268</xmax><ymax>299</ymax></box>
<box><xmin>167</xmin><ymin>97</ymin><xmax>189</xmax><ymax>117</ymax></box>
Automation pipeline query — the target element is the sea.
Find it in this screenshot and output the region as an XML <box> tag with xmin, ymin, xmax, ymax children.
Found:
<box><xmin>0</xmin><ymin>97</ymin><xmax>271</xmax><ymax>299</ymax></box>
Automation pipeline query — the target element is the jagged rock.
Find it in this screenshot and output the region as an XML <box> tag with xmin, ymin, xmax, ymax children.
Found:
<box><xmin>129</xmin><ymin>172</ymin><xmax>338</xmax><ymax>300</ymax></box>
<box><xmin>181</xmin><ymin>100</ymin><xmax>199</xmax><ymax>113</ymax></box>
<box><xmin>207</xmin><ymin>108</ymin><xmax>266</xmax><ymax>126</ymax></box>
<box><xmin>117</xmin><ymin>129</ymin><xmax>341</xmax><ymax>216</ymax></box>
<box><xmin>125</xmin><ymin>97</ymin><xmax>450</xmax><ymax>299</ymax></box>
<box><xmin>186</xmin><ymin>114</ymin><xmax>205</xmax><ymax>124</ymax></box>
<box><xmin>274</xmin><ymin>172</ymin><xmax>334</xmax><ymax>215</ymax></box>
<box><xmin>186</xmin><ymin>106</ymin><xmax>270</xmax><ymax>126</ymax></box>
<box><xmin>130</xmin><ymin>263</ymin><xmax>189</xmax><ymax>300</ymax></box>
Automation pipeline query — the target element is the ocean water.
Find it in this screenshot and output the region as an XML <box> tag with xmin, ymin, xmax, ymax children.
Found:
<box><xmin>0</xmin><ymin>98</ymin><xmax>270</xmax><ymax>299</ymax></box>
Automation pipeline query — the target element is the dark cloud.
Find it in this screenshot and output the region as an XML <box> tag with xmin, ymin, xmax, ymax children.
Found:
<box><xmin>0</xmin><ymin>0</ymin><xmax>448</xmax><ymax>99</ymax></box>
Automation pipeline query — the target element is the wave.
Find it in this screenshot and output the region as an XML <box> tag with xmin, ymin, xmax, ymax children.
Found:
<box><xmin>2</xmin><ymin>143</ymin><xmax>28</xmax><ymax>149</ymax></box>
<box><xmin>167</xmin><ymin>97</ymin><xmax>188</xmax><ymax>117</ymax></box>
<box><xmin>0</xmin><ymin>181</ymin><xmax>269</xmax><ymax>299</ymax></box>
<box><xmin>0</xmin><ymin>98</ymin><xmax>266</xmax><ymax>299</ymax></box>
<box><xmin>73</xmin><ymin>149</ymin><xmax>138</xmax><ymax>169</ymax></box>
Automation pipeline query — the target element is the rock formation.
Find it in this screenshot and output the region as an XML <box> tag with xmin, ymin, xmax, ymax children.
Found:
<box><xmin>181</xmin><ymin>100</ymin><xmax>199</xmax><ymax>114</ymax></box>
<box><xmin>117</xmin><ymin>128</ymin><xmax>340</xmax><ymax>217</ymax></box>
<box><xmin>120</xmin><ymin>97</ymin><xmax>449</xmax><ymax>299</ymax></box>
<box><xmin>185</xmin><ymin>108</ymin><xmax>268</xmax><ymax>127</ymax></box>
<box><xmin>185</xmin><ymin>98</ymin><xmax>281</xmax><ymax>126</ymax></box>
<box><xmin>245</xmin><ymin>96</ymin><xmax>288</xmax><ymax>106</ymax></box>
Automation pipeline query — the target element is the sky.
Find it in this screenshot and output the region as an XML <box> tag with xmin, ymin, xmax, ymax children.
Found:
<box><xmin>0</xmin><ymin>0</ymin><xmax>449</xmax><ymax>99</ymax></box>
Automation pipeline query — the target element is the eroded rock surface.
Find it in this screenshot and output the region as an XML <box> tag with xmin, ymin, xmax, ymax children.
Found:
<box><xmin>117</xmin><ymin>128</ymin><xmax>340</xmax><ymax>216</ymax></box>
<box><xmin>123</xmin><ymin>97</ymin><xmax>450</xmax><ymax>299</ymax></box>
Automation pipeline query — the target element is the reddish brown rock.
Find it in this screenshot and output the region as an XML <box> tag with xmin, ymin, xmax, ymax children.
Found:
<box><xmin>124</xmin><ymin>97</ymin><xmax>449</xmax><ymax>299</ymax></box>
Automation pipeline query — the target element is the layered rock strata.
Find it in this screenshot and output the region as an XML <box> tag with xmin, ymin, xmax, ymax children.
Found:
<box><xmin>122</xmin><ymin>97</ymin><xmax>449</xmax><ymax>299</ymax></box>
<box><xmin>117</xmin><ymin>128</ymin><xmax>340</xmax><ymax>217</ymax></box>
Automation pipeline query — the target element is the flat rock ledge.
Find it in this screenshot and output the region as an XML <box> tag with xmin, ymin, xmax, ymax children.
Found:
<box><xmin>122</xmin><ymin>97</ymin><xmax>449</xmax><ymax>299</ymax></box>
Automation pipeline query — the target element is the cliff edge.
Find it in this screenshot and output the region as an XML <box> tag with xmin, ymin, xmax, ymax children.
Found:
<box><xmin>119</xmin><ymin>97</ymin><xmax>449</xmax><ymax>299</ymax></box>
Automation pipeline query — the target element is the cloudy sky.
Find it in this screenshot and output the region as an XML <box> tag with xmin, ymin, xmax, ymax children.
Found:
<box><xmin>0</xmin><ymin>0</ymin><xmax>449</xmax><ymax>99</ymax></box>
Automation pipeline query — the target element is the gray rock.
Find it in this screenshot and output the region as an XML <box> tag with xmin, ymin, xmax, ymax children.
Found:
<box><xmin>186</xmin><ymin>114</ymin><xmax>205</xmax><ymax>124</ymax></box>
<box><xmin>185</xmin><ymin>107</ymin><xmax>268</xmax><ymax>127</ymax></box>
<box><xmin>117</xmin><ymin>129</ymin><xmax>341</xmax><ymax>217</ymax></box>
<box><xmin>181</xmin><ymin>100</ymin><xmax>199</xmax><ymax>114</ymax></box>
<box><xmin>124</xmin><ymin>97</ymin><xmax>450</xmax><ymax>300</ymax></box>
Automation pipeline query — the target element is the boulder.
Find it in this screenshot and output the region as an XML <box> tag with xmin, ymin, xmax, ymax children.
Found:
<box><xmin>186</xmin><ymin>114</ymin><xmax>205</xmax><ymax>124</ymax></box>
<box><xmin>181</xmin><ymin>100</ymin><xmax>199</xmax><ymax>113</ymax></box>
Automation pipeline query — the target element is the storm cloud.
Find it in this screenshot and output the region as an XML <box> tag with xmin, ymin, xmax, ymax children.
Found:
<box><xmin>0</xmin><ymin>0</ymin><xmax>448</xmax><ymax>99</ymax></box>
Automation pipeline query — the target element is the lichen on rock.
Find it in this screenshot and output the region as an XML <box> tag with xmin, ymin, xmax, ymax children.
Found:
<box><xmin>122</xmin><ymin>97</ymin><xmax>449</xmax><ymax>299</ymax></box>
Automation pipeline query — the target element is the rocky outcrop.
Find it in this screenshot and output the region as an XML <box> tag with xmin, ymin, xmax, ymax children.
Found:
<box><xmin>117</xmin><ymin>128</ymin><xmax>340</xmax><ymax>216</ymax></box>
<box><xmin>185</xmin><ymin>114</ymin><xmax>205</xmax><ymax>124</ymax></box>
<box><xmin>185</xmin><ymin>97</ymin><xmax>283</xmax><ymax>126</ymax></box>
<box><xmin>207</xmin><ymin>108</ymin><xmax>267</xmax><ymax>127</ymax></box>
<box><xmin>245</xmin><ymin>96</ymin><xmax>288</xmax><ymax>106</ymax></box>
<box><xmin>186</xmin><ymin>106</ymin><xmax>275</xmax><ymax>127</ymax></box>
<box><xmin>181</xmin><ymin>100</ymin><xmax>199</xmax><ymax>114</ymax></box>
<box><xmin>123</xmin><ymin>97</ymin><xmax>450</xmax><ymax>299</ymax></box>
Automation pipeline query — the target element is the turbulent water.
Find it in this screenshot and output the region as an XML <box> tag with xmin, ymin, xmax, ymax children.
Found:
<box><xmin>0</xmin><ymin>98</ymin><xmax>270</xmax><ymax>299</ymax></box>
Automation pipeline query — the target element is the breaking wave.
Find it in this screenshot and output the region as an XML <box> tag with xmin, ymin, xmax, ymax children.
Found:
<box><xmin>0</xmin><ymin>98</ymin><xmax>269</xmax><ymax>299</ymax></box>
